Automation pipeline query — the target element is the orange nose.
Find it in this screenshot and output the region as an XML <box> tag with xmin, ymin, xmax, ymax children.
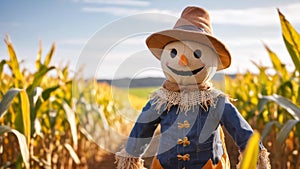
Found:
<box><xmin>178</xmin><ymin>54</ymin><xmax>188</xmax><ymax>66</ymax></box>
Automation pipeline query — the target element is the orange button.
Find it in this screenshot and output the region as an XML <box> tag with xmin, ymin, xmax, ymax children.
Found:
<box><xmin>178</xmin><ymin>120</ymin><xmax>190</xmax><ymax>129</ymax></box>
<box><xmin>177</xmin><ymin>154</ymin><xmax>190</xmax><ymax>161</ymax></box>
<box><xmin>177</xmin><ymin>137</ymin><xmax>190</xmax><ymax>147</ymax></box>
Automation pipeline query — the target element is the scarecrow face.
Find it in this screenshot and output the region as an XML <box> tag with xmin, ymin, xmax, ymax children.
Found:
<box><xmin>161</xmin><ymin>41</ymin><xmax>219</xmax><ymax>85</ymax></box>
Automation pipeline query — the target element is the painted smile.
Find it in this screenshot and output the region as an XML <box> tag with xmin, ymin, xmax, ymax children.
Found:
<box><xmin>167</xmin><ymin>65</ymin><xmax>204</xmax><ymax>76</ymax></box>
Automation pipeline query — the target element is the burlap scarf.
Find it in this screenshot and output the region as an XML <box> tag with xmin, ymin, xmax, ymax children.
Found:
<box><xmin>150</xmin><ymin>80</ymin><xmax>226</xmax><ymax>113</ymax></box>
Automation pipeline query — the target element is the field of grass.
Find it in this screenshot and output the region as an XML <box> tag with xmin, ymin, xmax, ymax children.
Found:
<box><xmin>128</xmin><ymin>87</ymin><xmax>159</xmax><ymax>99</ymax></box>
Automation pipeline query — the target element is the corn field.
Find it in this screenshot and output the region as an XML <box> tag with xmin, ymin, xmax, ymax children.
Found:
<box><xmin>225</xmin><ymin>10</ymin><xmax>300</xmax><ymax>169</ymax></box>
<box><xmin>0</xmin><ymin>9</ymin><xmax>299</xmax><ymax>169</ymax></box>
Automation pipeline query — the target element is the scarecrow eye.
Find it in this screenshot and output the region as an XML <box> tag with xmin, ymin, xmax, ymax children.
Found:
<box><xmin>193</xmin><ymin>49</ymin><xmax>202</xmax><ymax>59</ymax></box>
<box><xmin>170</xmin><ymin>48</ymin><xmax>177</xmax><ymax>58</ymax></box>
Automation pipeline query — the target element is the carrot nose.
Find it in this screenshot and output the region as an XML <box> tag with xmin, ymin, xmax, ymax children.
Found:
<box><xmin>178</xmin><ymin>54</ymin><xmax>188</xmax><ymax>66</ymax></box>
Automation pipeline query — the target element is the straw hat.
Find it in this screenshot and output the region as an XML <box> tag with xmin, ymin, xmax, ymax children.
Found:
<box><xmin>146</xmin><ymin>6</ymin><xmax>231</xmax><ymax>70</ymax></box>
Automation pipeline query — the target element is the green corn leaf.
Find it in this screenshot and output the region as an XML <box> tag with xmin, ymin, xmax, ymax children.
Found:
<box><xmin>0</xmin><ymin>126</ymin><xmax>30</xmax><ymax>169</ymax></box>
<box><xmin>257</xmin><ymin>98</ymin><xmax>269</xmax><ymax>114</ymax></box>
<box><xmin>4</xmin><ymin>35</ymin><xmax>23</xmax><ymax>87</ymax></box>
<box><xmin>27</xmin><ymin>65</ymin><xmax>55</xmax><ymax>94</ymax></box>
<box><xmin>64</xmin><ymin>143</ymin><xmax>80</xmax><ymax>164</ymax></box>
<box><xmin>278</xmin><ymin>9</ymin><xmax>300</xmax><ymax>72</ymax></box>
<box><xmin>0</xmin><ymin>88</ymin><xmax>20</xmax><ymax>116</ymax></box>
<box><xmin>276</xmin><ymin>119</ymin><xmax>300</xmax><ymax>146</ymax></box>
<box><xmin>20</xmin><ymin>89</ymin><xmax>31</xmax><ymax>146</ymax></box>
<box><xmin>261</xmin><ymin>94</ymin><xmax>300</xmax><ymax>120</ymax></box>
<box><xmin>62</xmin><ymin>101</ymin><xmax>78</xmax><ymax>149</ymax></box>
<box><xmin>264</xmin><ymin>44</ymin><xmax>289</xmax><ymax>81</ymax></box>
<box><xmin>240</xmin><ymin>131</ymin><xmax>260</xmax><ymax>169</ymax></box>
<box><xmin>34</xmin><ymin>85</ymin><xmax>60</xmax><ymax>113</ymax></box>
<box><xmin>42</xmin><ymin>85</ymin><xmax>60</xmax><ymax>101</ymax></box>
<box><xmin>44</xmin><ymin>43</ymin><xmax>55</xmax><ymax>66</ymax></box>
<box><xmin>261</xmin><ymin>121</ymin><xmax>281</xmax><ymax>141</ymax></box>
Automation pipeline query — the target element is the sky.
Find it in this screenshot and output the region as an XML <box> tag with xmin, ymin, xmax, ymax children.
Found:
<box><xmin>0</xmin><ymin>0</ymin><xmax>300</xmax><ymax>79</ymax></box>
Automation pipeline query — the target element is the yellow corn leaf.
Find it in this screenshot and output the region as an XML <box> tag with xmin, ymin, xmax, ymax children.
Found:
<box><xmin>44</xmin><ymin>43</ymin><xmax>55</xmax><ymax>66</ymax></box>
<box><xmin>36</xmin><ymin>40</ymin><xmax>42</xmax><ymax>70</ymax></box>
<box><xmin>278</xmin><ymin>9</ymin><xmax>300</xmax><ymax>72</ymax></box>
<box><xmin>20</xmin><ymin>89</ymin><xmax>31</xmax><ymax>147</ymax></box>
<box><xmin>0</xmin><ymin>60</ymin><xmax>6</xmax><ymax>79</ymax></box>
<box><xmin>4</xmin><ymin>34</ymin><xmax>23</xmax><ymax>87</ymax></box>
<box><xmin>240</xmin><ymin>131</ymin><xmax>260</xmax><ymax>169</ymax></box>
<box><xmin>264</xmin><ymin>44</ymin><xmax>289</xmax><ymax>81</ymax></box>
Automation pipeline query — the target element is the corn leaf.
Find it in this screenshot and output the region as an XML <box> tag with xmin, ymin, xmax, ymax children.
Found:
<box><xmin>27</xmin><ymin>65</ymin><xmax>55</xmax><ymax>94</ymax></box>
<box><xmin>64</xmin><ymin>143</ymin><xmax>80</xmax><ymax>164</ymax></box>
<box><xmin>33</xmin><ymin>87</ymin><xmax>43</xmax><ymax>105</ymax></box>
<box><xmin>0</xmin><ymin>126</ymin><xmax>30</xmax><ymax>169</ymax></box>
<box><xmin>264</xmin><ymin>44</ymin><xmax>289</xmax><ymax>81</ymax></box>
<box><xmin>41</xmin><ymin>85</ymin><xmax>60</xmax><ymax>101</ymax></box>
<box><xmin>261</xmin><ymin>94</ymin><xmax>300</xmax><ymax>120</ymax></box>
<box><xmin>261</xmin><ymin>121</ymin><xmax>281</xmax><ymax>141</ymax></box>
<box><xmin>0</xmin><ymin>88</ymin><xmax>20</xmax><ymax>116</ymax></box>
<box><xmin>0</xmin><ymin>60</ymin><xmax>6</xmax><ymax>78</ymax></box>
<box><xmin>4</xmin><ymin>35</ymin><xmax>23</xmax><ymax>84</ymax></box>
<box><xmin>44</xmin><ymin>43</ymin><xmax>55</xmax><ymax>66</ymax></box>
<box><xmin>62</xmin><ymin>101</ymin><xmax>78</xmax><ymax>149</ymax></box>
<box><xmin>35</xmin><ymin>85</ymin><xmax>60</xmax><ymax>112</ymax></box>
<box><xmin>276</xmin><ymin>119</ymin><xmax>300</xmax><ymax>146</ymax></box>
<box><xmin>20</xmin><ymin>89</ymin><xmax>31</xmax><ymax>146</ymax></box>
<box><xmin>34</xmin><ymin>118</ymin><xmax>43</xmax><ymax>137</ymax></box>
<box><xmin>96</xmin><ymin>105</ymin><xmax>110</xmax><ymax>131</ymax></box>
<box><xmin>79</xmin><ymin>127</ymin><xmax>95</xmax><ymax>142</ymax></box>
<box><xmin>278</xmin><ymin>9</ymin><xmax>300</xmax><ymax>72</ymax></box>
<box><xmin>257</xmin><ymin>98</ymin><xmax>269</xmax><ymax>114</ymax></box>
<box><xmin>240</xmin><ymin>131</ymin><xmax>260</xmax><ymax>169</ymax></box>
<box><xmin>35</xmin><ymin>40</ymin><xmax>42</xmax><ymax>70</ymax></box>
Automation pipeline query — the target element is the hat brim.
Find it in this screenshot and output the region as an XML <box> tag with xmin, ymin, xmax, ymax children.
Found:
<box><xmin>146</xmin><ymin>29</ymin><xmax>231</xmax><ymax>70</ymax></box>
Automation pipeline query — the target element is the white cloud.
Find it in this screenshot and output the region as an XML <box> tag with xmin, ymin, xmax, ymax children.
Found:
<box><xmin>77</xmin><ymin>2</ymin><xmax>300</xmax><ymax>77</ymax></box>
<box><xmin>210</xmin><ymin>3</ymin><xmax>300</xmax><ymax>26</ymax></box>
<box><xmin>79</xmin><ymin>0</ymin><xmax>150</xmax><ymax>7</ymax></box>
<box><xmin>224</xmin><ymin>36</ymin><xmax>283</xmax><ymax>47</ymax></box>
<box><xmin>82</xmin><ymin>2</ymin><xmax>300</xmax><ymax>27</ymax></box>
<box><xmin>82</xmin><ymin>6</ymin><xmax>177</xmax><ymax>16</ymax></box>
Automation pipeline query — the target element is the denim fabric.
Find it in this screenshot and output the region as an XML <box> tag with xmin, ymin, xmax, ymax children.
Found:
<box><xmin>126</xmin><ymin>96</ymin><xmax>254</xmax><ymax>169</ymax></box>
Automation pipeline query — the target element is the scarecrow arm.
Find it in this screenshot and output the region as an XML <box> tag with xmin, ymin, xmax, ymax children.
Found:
<box><xmin>115</xmin><ymin>100</ymin><xmax>161</xmax><ymax>169</ymax></box>
<box><xmin>126</xmin><ymin>100</ymin><xmax>161</xmax><ymax>156</ymax></box>
<box><xmin>221</xmin><ymin>100</ymin><xmax>271</xmax><ymax>169</ymax></box>
<box><xmin>220</xmin><ymin>101</ymin><xmax>253</xmax><ymax>151</ymax></box>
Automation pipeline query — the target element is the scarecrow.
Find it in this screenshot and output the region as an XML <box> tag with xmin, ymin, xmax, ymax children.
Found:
<box><xmin>115</xmin><ymin>6</ymin><xmax>271</xmax><ymax>169</ymax></box>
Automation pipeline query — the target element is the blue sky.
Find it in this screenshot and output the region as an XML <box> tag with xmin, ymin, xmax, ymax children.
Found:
<box><xmin>0</xmin><ymin>0</ymin><xmax>300</xmax><ymax>79</ymax></box>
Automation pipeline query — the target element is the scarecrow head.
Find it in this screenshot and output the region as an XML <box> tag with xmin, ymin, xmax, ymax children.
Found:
<box><xmin>146</xmin><ymin>6</ymin><xmax>231</xmax><ymax>85</ymax></box>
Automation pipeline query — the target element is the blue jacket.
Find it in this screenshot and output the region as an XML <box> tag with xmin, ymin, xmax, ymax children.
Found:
<box><xmin>126</xmin><ymin>96</ymin><xmax>253</xmax><ymax>169</ymax></box>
